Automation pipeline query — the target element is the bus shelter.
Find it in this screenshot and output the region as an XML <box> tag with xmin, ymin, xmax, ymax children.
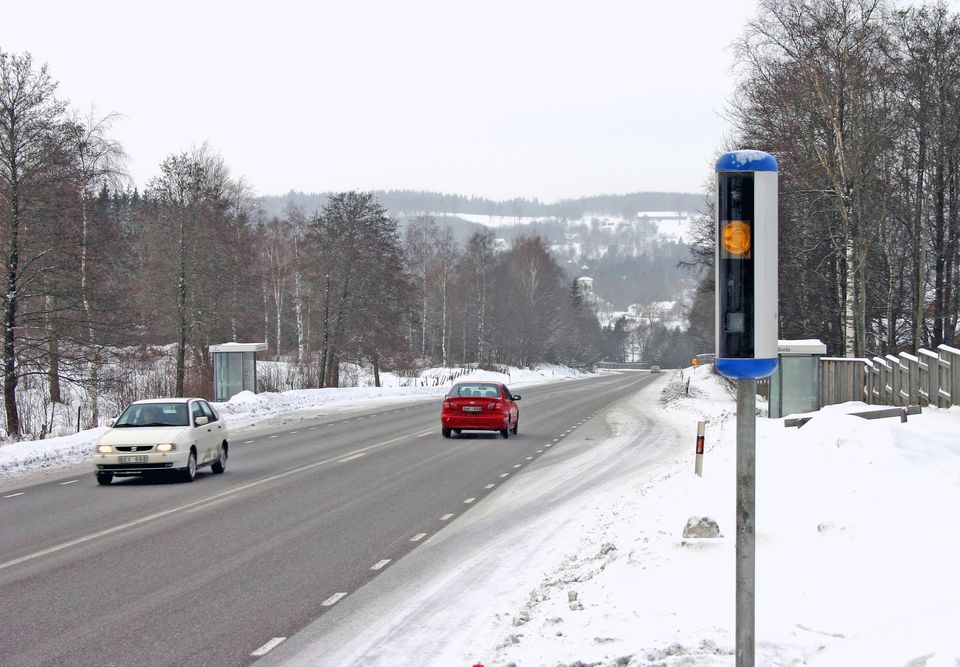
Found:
<box><xmin>210</xmin><ymin>342</ymin><xmax>267</xmax><ymax>401</ymax></box>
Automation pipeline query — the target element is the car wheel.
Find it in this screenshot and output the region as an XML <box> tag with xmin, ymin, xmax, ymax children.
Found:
<box><xmin>211</xmin><ymin>444</ymin><xmax>227</xmax><ymax>474</ymax></box>
<box><xmin>510</xmin><ymin>417</ymin><xmax>518</xmax><ymax>435</ymax></box>
<box><xmin>181</xmin><ymin>450</ymin><xmax>197</xmax><ymax>482</ymax></box>
<box><xmin>500</xmin><ymin>427</ymin><xmax>510</xmax><ymax>439</ymax></box>
<box><xmin>96</xmin><ymin>472</ymin><xmax>113</xmax><ymax>486</ymax></box>
<box><xmin>442</xmin><ymin>428</ymin><xmax>452</xmax><ymax>438</ymax></box>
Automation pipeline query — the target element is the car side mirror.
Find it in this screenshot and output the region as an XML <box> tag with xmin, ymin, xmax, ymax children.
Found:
<box><xmin>195</xmin><ymin>416</ymin><xmax>209</xmax><ymax>426</ymax></box>
<box><xmin>512</xmin><ymin>395</ymin><xmax>521</xmax><ymax>401</ymax></box>
<box><xmin>106</xmin><ymin>418</ymin><xmax>116</xmax><ymax>428</ymax></box>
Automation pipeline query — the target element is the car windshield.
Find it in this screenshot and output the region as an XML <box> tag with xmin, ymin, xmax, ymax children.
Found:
<box><xmin>114</xmin><ymin>403</ymin><xmax>190</xmax><ymax>427</ymax></box>
<box><xmin>449</xmin><ymin>384</ymin><xmax>501</xmax><ymax>398</ymax></box>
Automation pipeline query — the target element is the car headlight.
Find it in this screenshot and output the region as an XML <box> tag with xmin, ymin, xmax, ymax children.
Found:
<box><xmin>96</xmin><ymin>444</ymin><xmax>113</xmax><ymax>454</ymax></box>
<box><xmin>156</xmin><ymin>443</ymin><xmax>177</xmax><ymax>453</ymax></box>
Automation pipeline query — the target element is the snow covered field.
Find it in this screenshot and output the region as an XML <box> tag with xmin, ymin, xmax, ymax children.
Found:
<box><xmin>2</xmin><ymin>364</ymin><xmax>958</xmax><ymax>665</ymax></box>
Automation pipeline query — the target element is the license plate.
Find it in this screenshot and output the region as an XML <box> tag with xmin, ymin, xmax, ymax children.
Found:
<box><xmin>118</xmin><ymin>455</ymin><xmax>148</xmax><ymax>464</ymax></box>
<box><xmin>462</xmin><ymin>406</ymin><xmax>482</xmax><ymax>412</ymax></box>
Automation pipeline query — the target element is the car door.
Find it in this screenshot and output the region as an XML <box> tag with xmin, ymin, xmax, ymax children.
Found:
<box><xmin>190</xmin><ymin>400</ymin><xmax>215</xmax><ymax>463</ymax></box>
<box><xmin>501</xmin><ymin>384</ymin><xmax>518</xmax><ymax>425</ymax></box>
<box><xmin>199</xmin><ymin>400</ymin><xmax>225</xmax><ymax>453</ymax></box>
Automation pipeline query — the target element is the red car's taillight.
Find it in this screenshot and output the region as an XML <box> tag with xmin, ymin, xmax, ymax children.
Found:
<box><xmin>488</xmin><ymin>402</ymin><xmax>501</xmax><ymax>411</ymax></box>
<box><xmin>443</xmin><ymin>401</ymin><xmax>454</xmax><ymax>410</ymax></box>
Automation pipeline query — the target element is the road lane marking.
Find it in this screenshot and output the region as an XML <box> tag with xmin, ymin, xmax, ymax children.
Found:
<box><xmin>322</xmin><ymin>592</ymin><xmax>348</xmax><ymax>606</ymax></box>
<box><xmin>411</xmin><ymin>533</ymin><xmax>427</xmax><ymax>542</ymax></box>
<box><xmin>513</xmin><ymin>464</ymin><xmax>522</xmax><ymax>468</ymax></box>
<box><xmin>463</xmin><ymin>497</ymin><xmax>476</xmax><ymax>504</ymax></box>
<box><xmin>440</xmin><ymin>514</ymin><xmax>454</xmax><ymax>521</ymax></box>
<box><xmin>4</xmin><ymin>492</ymin><xmax>24</xmax><ymax>498</ymax></box>
<box><xmin>268</xmin><ymin>435</ymin><xmax>278</xmax><ymax>439</ymax></box>
<box><xmin>309</xmin><ymin>427</ymin><xmax>318</xmax><ymax>430</ymax></box>
<box><xmin>338</xmin><ymin>453</ymin><xmax>365</xmax><ymax>463</ymax></box>
<box><xmin>526</xmin><ymin>456</ymin><xmax>533</xmax><ymax>460</ymax></box>
<box><xmin>244</xmin><ymin>440</ymin><xmax>255</xmax><ymax>443</ymax></box>
<box><xmin>537</xmin><ymin>450</ymin><xmax>543</xmax><ymax>454</ymax></box>
<box><xmin>59</xmin><ymin>480</ymin><xmax>78</xmax><ymax>485</ymax></box>
<box><xmin>251</xmin><ymin>637</ymin><xmax>286</xmax><ymax>656</ymax></box>
<box><xmin>371</xmin><ymin>559</ymin><xmax>392</xmax><ymax>570</ymax></box>
<box><xmin>484</xmin><ymin>484</ymin><xmax>495</xmax><ymax>489</ymax></box>
<box><xmin>0</xmin><ymin>427</ymin><xmax>436</xmax><ymax>573</ymax></box>
<box><xmin>545</xmin><ymin>443</ymin><xmax>552</xmax><ymax>448</ymax></box>
<box><xmin>499</xmin><ymin>473</ymin><xmax>509</xmax><ymax>478</ymax></box>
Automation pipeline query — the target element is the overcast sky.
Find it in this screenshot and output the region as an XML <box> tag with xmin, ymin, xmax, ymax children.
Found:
<box><xmin>3</xmin><ymin>1</ymin><xmax>762</xmax><ymax>202</ymax></box>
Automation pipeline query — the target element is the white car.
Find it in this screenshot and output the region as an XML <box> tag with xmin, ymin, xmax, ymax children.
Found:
<box><xmin>93</xmin><ymin>398</ymin><xmax>229</xmax><ymax>485</ymax></box>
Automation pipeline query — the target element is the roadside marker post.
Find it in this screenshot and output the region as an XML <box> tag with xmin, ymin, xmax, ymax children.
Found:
<box><xmin>695</xmin><ymin>420</ymin><xmax>705</xmax><ymax>476</ymax></box>
<box><xmin>714</xmin><ymin>150</ymin><xmax>779</xmax><ymax>667</ymax></box>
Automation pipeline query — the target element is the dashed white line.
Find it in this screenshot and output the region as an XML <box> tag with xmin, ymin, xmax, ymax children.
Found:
<box><xmin>4</xmin><ymin>492</ymin><xmax>24</xmax><ymax>498</ymax></box>
<box><xmin>371</xmin><ymin>559</ymin><xmax>392</xmax><ymax>570</ymax></box>
<box><xmin>268</xmin><ymin>435</ymin><xmax>278</xmax><ymax>439</ymax></box>
<box><xmin>463</xmin><ymin>497</ymin><xmax>476</xmax><ymax>504</ymax></box>
<box><xmin>309</xmin><ymin>427</ymin><xmax>317</xmax><ymax>430</ymax></box>
<box><xmin>537</xmin><ymin>450</ymin><xmax>543</xmax><ymax>454</ymax></box>
<box><xmin>513</xmin><ymin>464</ymin><xmax>522</xmax><ymax>469</ymax></box>
<box><xmin>59</xmin><ymin>480</ymin><xmax>78</xmax><ymax>486</ymax></box>
<box><xmin>440</xmin><ymin>513</ymin><xmax>454</xmax><ymax>521</ymax></box>
<box><xmin>553</xmin><ymin>438</ymin><xmax>560</xmax><ymax>442</ymax></box>
<box><xmin>545</xmin><ymin>443</ymin><xmax>552</xmax><ymax>448</ymax></box>
<box><xmin>411</xmin><ymin>533</ymin><xmax>427</xmax><ymax>542</ymax></box>
<box><xmin>251</xmin><ymin>637</ymin><xmax>286</xmax><ymax>657</ymax></box>
<box><xmin>290</xmin><ymin>431</ymin><xmax>298</xmax><ymax>434</ymax></box>
<box><xmin>499</xmin><ymin>473</ymin><xmax>509</xmax><ymax>478</ymax></box>
<box><xmin>526</xmin><ymin>456</ymin><xmax>533</xmax><ymax>460</ymax></box>
<box><xmin>322</xmin><ymin>592</ymin><xmax>348</xmax><ymax>606</ymax></box>
<box><xmin>244</xmin><ymin>440</ymin><xmax>255</xmax><ymax>443</ymax></box>
<box><xmin>484</xmin><ymin>484</ymin><xmax>495</xmax><ymax>489</ymax></box>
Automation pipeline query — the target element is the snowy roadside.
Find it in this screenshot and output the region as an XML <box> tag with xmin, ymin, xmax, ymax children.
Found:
<box><xmin>0</xmin><ymin>364</ymin><xmax>595</xmax><ymax>483</ymax></box>
<box><xmin>444</xmin><ymin>367</ymin><xmax>960</xmax><ymax>666</ymax></box>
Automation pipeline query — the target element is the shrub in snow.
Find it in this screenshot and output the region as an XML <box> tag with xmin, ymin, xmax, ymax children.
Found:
<box><xmin>682</xmin><ymin>516</ymin><xmax>722</xmax><ymax>538</ymax></box>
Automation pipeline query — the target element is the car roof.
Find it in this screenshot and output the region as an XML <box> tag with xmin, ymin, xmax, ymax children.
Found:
<box><xmin>452</xmin><ymin>381</ymin><xmax>503</xmax><ymax>387</ymax></box>
<box><xmin>131</xmin><ymin>397</ymin><xmax>202</xmax><ymax>405</ymax></box>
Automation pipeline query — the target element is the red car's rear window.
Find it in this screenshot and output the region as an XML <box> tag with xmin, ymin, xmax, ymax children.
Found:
<box><xmin>448</xmin><ymin>383</ymin><xmax>501</xmax><ymax>398</ymax></box>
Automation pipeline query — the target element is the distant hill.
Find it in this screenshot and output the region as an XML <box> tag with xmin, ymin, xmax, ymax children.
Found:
<box><xmin>257</xmin><ymin>189</ymin><xmax>705</xmax><ymax>312</ymax></box>
<box><xmin>258</xmin><ymin>189</ymin><xmax>707</xmax><ymax>220</ymax></box>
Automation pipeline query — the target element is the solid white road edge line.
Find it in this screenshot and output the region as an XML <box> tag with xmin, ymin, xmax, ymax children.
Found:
<box><xmin>59</xmin><ymin>480</ymin><xmax>78</xmax><ymax>485</ymax></box>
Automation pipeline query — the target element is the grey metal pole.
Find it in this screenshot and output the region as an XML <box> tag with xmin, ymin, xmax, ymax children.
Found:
<box><xmin>736</xmin><ymin>379</ymin><xmax>756</xmax><ymax>667</ymax></box>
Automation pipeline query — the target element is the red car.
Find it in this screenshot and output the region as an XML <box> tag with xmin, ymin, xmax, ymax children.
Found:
<box><xmin>441</xmin><ymin>381</ymin><xmax>521</xmax><ymax>438</ymax></box>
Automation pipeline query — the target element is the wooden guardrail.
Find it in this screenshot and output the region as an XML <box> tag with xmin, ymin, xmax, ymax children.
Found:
<box><xmin>820</xmin><ymin>344</ymin><xmax>960</xmax><ymax>408</ymax></box>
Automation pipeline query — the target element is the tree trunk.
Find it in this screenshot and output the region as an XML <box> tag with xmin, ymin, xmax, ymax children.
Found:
<box><xmin>176</xmin><ymin>215</ymin><xmax>188</xmax><ymax>397</ymax></box>
<box><xmin>47</xmin><ymin>298</ymin><xmax>62</xmax><ymax>404</ymax></box>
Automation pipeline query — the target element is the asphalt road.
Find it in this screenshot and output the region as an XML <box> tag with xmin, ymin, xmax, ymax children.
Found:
<box><xmin>0</xmin><ymin>371</ymin><xmax>654</xmax><ymax>666</ymax></box>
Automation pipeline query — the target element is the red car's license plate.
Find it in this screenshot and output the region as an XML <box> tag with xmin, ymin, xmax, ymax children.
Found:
<box><xmin>462</xmin><ymin>406</ymin><xmax>482</xmax><ymax>412</ymax></box>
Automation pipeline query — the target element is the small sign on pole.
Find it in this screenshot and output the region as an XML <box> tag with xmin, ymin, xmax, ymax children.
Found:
<box><xmin>695</xmin><ymin>421</ymin><xmax>705</xmax><ymax>476</ymax></box>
